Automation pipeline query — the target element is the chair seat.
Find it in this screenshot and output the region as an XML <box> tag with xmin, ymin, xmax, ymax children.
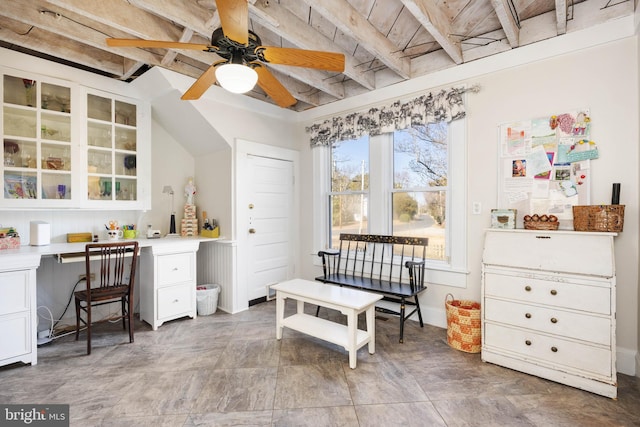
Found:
<box><xmin>75</xmin><ymin>285</ymin><xmax>129</xmax><ymax>302</ymax></box>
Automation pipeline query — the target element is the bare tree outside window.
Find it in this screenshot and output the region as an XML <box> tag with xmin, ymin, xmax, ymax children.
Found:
<box><xmin>393</xmin><ymin>123</ymin><xmax>448</xmax><ymax>260</ymax></box>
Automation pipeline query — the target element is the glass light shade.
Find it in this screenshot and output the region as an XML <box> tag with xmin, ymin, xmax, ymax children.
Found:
<box><xmin>215</xmin><ymin>64</ymin><xmax>258</xmax><ymax>94</ymax></box>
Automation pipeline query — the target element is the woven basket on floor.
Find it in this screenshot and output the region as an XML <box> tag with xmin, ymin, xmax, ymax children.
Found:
<box><xmin>445</xmin><ymin>294</ymin><xmax>481</xmax><ymax>353</ymax></box>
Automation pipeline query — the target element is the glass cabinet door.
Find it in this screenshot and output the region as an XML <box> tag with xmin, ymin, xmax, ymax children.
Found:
<box><xmin>2</xmin><ymin>75</ymin><xmax>72</xmax><ymax>202</ymax></box>
<box><xmin>87</xmin><ymin>94</ymin><xmax>137</xmax><ymax>202</ymax></box>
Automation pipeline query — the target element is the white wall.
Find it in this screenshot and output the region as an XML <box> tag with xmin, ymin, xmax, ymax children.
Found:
<box><xmin>297</xmin><ymin>36</ymin><xmax>639</xmax><ymax>375</ymax></box>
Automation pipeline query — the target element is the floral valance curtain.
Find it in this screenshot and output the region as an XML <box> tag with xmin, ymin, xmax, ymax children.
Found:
<box><xmin>306</xmin><ymin>86</ymin><xmax>473</xmax><ymax>147</ymax></box>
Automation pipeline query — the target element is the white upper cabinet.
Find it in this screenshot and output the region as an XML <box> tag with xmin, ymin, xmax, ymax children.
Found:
<box><xmin>0</xmin><ymin>67</ymin><xmax>150</xmax><ymax>210</ymax></box>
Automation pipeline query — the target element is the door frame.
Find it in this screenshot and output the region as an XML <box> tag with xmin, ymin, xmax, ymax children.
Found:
<box><xmin>234</xmin><ymin>139</ymin><xmax>299</xmax><ymax>310</ymax></box>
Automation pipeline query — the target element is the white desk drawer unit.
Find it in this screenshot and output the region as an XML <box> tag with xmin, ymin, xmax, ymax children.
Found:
<box><xmin>0</xmin><ymin>255</ymin><xmax>39</xmax><ymax>367</ymax></box>
<box><xmin>481</xmin><ymin>229</ymin><xmax>617</xmax><ymax>398</ymax></box>
<box><xmin>140</xmin><ymin>240</ymin><xmax>200</xmax><ymax>330</ymax></box>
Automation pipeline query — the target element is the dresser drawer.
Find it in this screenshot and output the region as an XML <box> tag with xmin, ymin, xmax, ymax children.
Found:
<box><xmin>0</xmin><ymin>271</ymin><xmax>30</xmax><ymax>315</ymax></box>
<box><xmin>157</xmin><ymin>284</ymin><xmax>193</xmax><ymax>319</ymax></box>
<box><xmin>484</xmin><ymin>298</ymin><xmax>611</xmax><ymax>345</ymax></box>
<box><xmin>483</xmin><ymin>230</ymin><xmax>614</xmax><ymax>277</ymax></box>
<box><xmin>484</xmin><ymin>272</ymin><xmax>610</xmax><ymax>315</ymax></box>
<box><xmin>157</xmin><ymin>253</ymin><xmax>194</xmax><ymax>287</ymax></box>
<box><xmin>0</xmin><ymin>312</ymin><xmax>30</xmax><ymax>360</ymax></box>
<box><xmin>484</xmin><ymin>323</ymin><xmax>612</xmax><ymax>377</ymax></box>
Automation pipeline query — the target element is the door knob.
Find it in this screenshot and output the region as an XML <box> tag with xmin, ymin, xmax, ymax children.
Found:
<box><xmin>249</xmin><ymin>228</ymin><xmax>256</xmax><ymax>234</ymax></box>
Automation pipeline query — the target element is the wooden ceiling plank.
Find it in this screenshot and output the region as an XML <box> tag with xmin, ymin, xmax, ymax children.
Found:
<box><xmin>400</xmin><ymin>0</ymin><xmax>463</xmax><ymax>64</ymax></box>
<box><xmin>268</xmin><ymin>64</ymin><xmax>345</xmax><ymax>100</ymax></box>
<box><xmin>161</xmin><ymin>28</ymin><xmax>193</xmax><ymax>67</ymax></box>
<box><xmin>0</xmin><ymin>24</ymin><xmax>124</xmax><ymax>76</ymax></box>
<box><xmin>300</xmin><ymin>0</ymin><xmax>412</xmax><ymax>79</ymax></box>
<box><xmin>490</xmin><ymin>0</ymin><xmax>520</xmax><ymax>47</ymax></box>
<box><xmin>128</xmin><ymin>0</ymin><xmax>217</xmax><ymax>40</ymax></box>
<box><xmin>45</xmin><ymin>0</ymin><xmax>218</xmax><ymax>65</ymax></box>
<box><xmin>250</xmin><ymin>0</ymin><xmax>374</xmax><ymax>91</ymax></box>
<box><xmin>555</xmin><ymin>0</ymin><xmax>568</xmax><ymax>35</ymax></box>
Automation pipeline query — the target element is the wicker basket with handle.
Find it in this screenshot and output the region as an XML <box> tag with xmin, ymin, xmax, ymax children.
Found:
<box><xmin>445</xmin><ymin>294</ymin><xmax>481</xmax><ymax>353</ymax></box>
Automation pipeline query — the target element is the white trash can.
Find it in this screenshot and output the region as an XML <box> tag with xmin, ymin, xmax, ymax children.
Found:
<box><xmin>196</xmin><ymin>284</ymin><xmax>220</xmax><ymax>315</ymax></box>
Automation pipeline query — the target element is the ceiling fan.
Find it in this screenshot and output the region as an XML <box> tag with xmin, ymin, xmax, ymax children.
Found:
<box><xmin>106</xmin><ymin>0</ymin><xmax>345</xmax><ymax>108</ymax></box>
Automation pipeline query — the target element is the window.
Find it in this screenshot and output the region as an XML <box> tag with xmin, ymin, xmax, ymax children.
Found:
<box><xmin>315</xmin><ymin>119</ymin><xmax>467</xmax><ymax>287</ymax></box>
<box><xmin>393</xmin><ymin>123</ymin><xmax>448</xmax><ymax>261</ymax></box>
<box><xmin>329</xmin><ymin>135</ymin><xmax>369</xmax><ymax>248</ymax></box>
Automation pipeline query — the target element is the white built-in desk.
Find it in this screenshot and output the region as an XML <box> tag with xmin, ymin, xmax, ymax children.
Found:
<box><xmin>0</xmin><ymin>236</ymin><xmax>217</xmax><ymax>367</ymax></box>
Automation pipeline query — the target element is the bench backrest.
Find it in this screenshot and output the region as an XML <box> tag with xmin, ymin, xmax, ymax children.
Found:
<box><xmin>322</xmin><ymin>233</ymin><xmax>428</xmax><ymax>285</ymax></box>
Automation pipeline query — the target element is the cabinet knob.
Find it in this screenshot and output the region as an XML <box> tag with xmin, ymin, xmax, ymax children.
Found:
<box><xmin>525</xmin><ymin>340</ymin><xmax>532</xmax><ymax>346</ymax></box>
<box><xmin>550</xmin><ymin>289</ymin><xmax>557</xmax><ymax>296</ymax></box>
<box><xmin>551</xmin><ymin>346</ymin><xmax>558</xmax><ymax>353</ymax></box>
<box><xmin>525</xmin><ymin>313</ymin><xmax>532</xmax><ymax>319</ymax></box>
<box><xmin>550</xmin><ymin>317</ymin><xmax>558</xmax><ymax>324</ymax></box>
<box><xmin>173</xmin><ymin>299</ymin><xmax>179</xmax><ymax>303</ymax></box>
<box><xmin>525</xmin><ymin>285</ymin><xmax>532</xmax><ymax>292</ymax></box>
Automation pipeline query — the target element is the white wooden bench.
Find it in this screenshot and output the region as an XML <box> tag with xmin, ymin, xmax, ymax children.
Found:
<box><xmin>271</xmin><ymin>279</ymin><xmax>383</xmax><ymax>369</ymax></box>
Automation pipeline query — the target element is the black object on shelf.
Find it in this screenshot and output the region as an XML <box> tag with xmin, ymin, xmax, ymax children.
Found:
<box><xmin>169</xmin><ymin>213</ymin><xmax>176</xmax><ymax>234</ymax></box>
<box><xmin>611</xmin><ymin>183</ymin><xmax>621</xmax><ymax>205</ymax></box>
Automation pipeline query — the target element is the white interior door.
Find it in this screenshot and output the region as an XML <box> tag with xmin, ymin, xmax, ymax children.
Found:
<box><xmin>246</xmin><ymin>155</ymin><xmax>294</xmax><ymax>301</ymax></box>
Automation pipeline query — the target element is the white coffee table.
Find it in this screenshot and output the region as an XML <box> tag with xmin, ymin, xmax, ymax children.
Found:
<box><xmin>271</xmin><ymin>279</ymin><xmax>383</xmax><ymax>369</ymax></box>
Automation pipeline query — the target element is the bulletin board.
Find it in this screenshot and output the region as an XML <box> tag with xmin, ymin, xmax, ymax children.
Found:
<box><xmin>496</xmin><ymin>109</ymin><xmax>596</xmax><ymax>229</ymax></box>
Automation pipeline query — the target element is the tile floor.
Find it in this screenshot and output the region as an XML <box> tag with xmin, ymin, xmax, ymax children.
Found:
<box><xmin>1</xmin><ymin>300</ymin><xmax>639</xmax><ymax>426</ymax></box>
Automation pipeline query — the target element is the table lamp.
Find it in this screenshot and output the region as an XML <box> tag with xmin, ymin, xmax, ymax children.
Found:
<box><xmin>162</xmin><ymin>185</ymin><xmax>177</xmax><ymax>235</ymax></box>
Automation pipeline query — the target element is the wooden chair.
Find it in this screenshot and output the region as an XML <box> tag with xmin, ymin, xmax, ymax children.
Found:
<box><xmin>75</xmin><ymin>241</ymin><xmax>139</xmax><ymax>355</ymax></box>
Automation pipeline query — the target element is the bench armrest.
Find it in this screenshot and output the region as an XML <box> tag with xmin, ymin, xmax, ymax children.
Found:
<box><xmin>404</xmin><ymin>259</ymin><xmax>425</xmax><ymax>287</ymax></box>
<box><xmin>317</xmin><ymin>249</ymin><xmax>340</xmax><ymax>278</ymax></box>
<box><xmin>317</xmin><ymin>249</ymin><xmax>340</xmax><ymax>257</ymax></box>
<box><xmin>404</xmin><ymin>260</ymin><xmax>425</xmax><ymax>269</ymax></box>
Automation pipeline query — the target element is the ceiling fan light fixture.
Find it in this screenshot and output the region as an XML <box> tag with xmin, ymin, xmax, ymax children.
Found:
<box><xmin>215</xmin><ymin>63</ymin><xmax>258</xmax><ymax>94</ymax></box>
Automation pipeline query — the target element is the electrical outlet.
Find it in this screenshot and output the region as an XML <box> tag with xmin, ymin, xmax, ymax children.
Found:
<box><xmin>79</xmin><ymin>273</ymin><xmax>95</xmax><ymax>281</ymax></box>
<box><xmin>472</xmin><ymin>202</ymin><xmax>482</xmax><ymax>215</ymax></box>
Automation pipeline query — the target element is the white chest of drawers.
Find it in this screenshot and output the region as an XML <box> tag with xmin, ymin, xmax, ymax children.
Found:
<box><xmin>140</xmin><ymin>240</ymin><xmax>200</xmax><ymax>330</ymax></box>
<box><xmin>0</xmin><ymin>254</ymin><xmax>40</xmax><ymax>367</ymax></box>
<box><xmin>481</xmin><ymin>229</ymin><xmax>617</xmax><ymax>398</ymax></box>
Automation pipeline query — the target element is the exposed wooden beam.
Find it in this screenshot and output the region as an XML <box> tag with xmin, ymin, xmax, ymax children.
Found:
<box><xmin>251</xmin><ymin>0</ymin><xmax>374</xmax><ymax>90</ymax></box>
<box><xmin>555</xmin><ymin>0</ymin><xmax>568</xmax><ymax>35</ymax></box>
<box><xmin>300</xmin><ymin>0</ymin><xmax>411</xmax><ymax>79</ymax></box>
<box><xmin>490</xmin><ymin>0</ymin><xmax>520</xmax><ymax>47</ymax></box>
<box><xmin>400</xmin><ymin>0</ymin><xmax>463</xmax><ymax>64</ymax></box>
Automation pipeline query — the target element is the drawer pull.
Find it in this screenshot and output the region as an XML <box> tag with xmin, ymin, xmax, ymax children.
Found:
<box><xmin>525</xmin><ymin>340</ymin><xmax>532</xmax><ymax>346</ymax></box>
<box><xmin>550</xmin><ymin>317</ymin><xmax>558</xmax><ymax>324</ymax></box>
<box><xmin>172</xmin><ymin>267</ymin><xmax>179</xmax><ymax>271</ymax></box>
<box><xmin>525</xmin><ymin>285</ymin><xmax>532</xmax><ymax>292</ymax></box>
<box><xmin>525</xmin><ymin>313</ymin><xmax>532</xmax><ymax>319</ymax></box>
<box><xmin>551</xmin><ymin>346</ymin><xmax>558</xmax><ymax>353</ymax></box>
<box><xmin>550</xmin><ymin>289</ymin><xmax>557</xmax><ymax>296</ymax></box>
<box><xmin>173</xmin><ymin>299</ymin><xmax>179</xmax><ymax>303</ymax></box>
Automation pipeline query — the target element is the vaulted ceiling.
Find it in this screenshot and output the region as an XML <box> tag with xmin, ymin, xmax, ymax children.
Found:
<box><xmin>0</xmin><ymin>0</ymin><xmax>634</xmax><ymax>111</ymax></box>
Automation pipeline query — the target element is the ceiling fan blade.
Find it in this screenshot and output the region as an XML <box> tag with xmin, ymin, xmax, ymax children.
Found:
<box><xmin>216</xmin><ymin>0</ymin><xmax>249</xmax><ymax>45</ymax></box>
<box><xmin>257</xmin><ymin>46</ymin><xmax>345</xmax><ymax>72</ymax></box>
<box><xmin>181</xmin><ymin>62</ymin><xmax>224</xmax><ymax>100</ymax></box>
<box><xmin>106</xmin><ymin>38</ymin><xmax>213</xmax><ymax>51</ymax></box>
<box><xmin>253</xmin><ymin>65</ymin><xmax>297</xmax><ymax>108</ymax></box>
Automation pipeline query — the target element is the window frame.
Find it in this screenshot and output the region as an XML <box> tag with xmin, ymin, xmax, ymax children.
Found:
<box><xmin>313</xmin><ymin>119</ymin><xmax>468</xmax><ymax>288</ymax></box>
